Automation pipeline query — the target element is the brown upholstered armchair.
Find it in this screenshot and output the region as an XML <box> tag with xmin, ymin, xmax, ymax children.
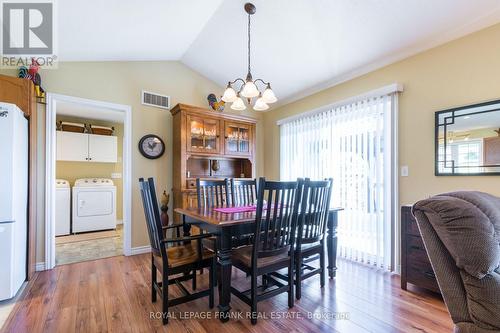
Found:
<box><xmin>412</xmin><ymin>191</ymin><xmax>500</xmax><ymax>333</ymax></box>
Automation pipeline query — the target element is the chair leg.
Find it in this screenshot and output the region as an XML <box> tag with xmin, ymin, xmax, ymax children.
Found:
<box><xmin>192</xmin><ymin>270</ymin><xmax>197</xmax><ymax>290</ymax></box>
<box><xmin>320</xmin><ymin>246</ymin><xmax>326</xmax><ymax>288</ymax></box>
<box><xmin>162</xmin><ymin>267</ymin><xmax>169</xmax><ymax>325</ymax></box>
<box><xmin>151</xmin><ymin>255</ymin><xmax>157</xmax><ymax>303</ymax></box>
<box><xmin>295</xmin><ymin>253</ymin><xmax>302</xmax><ymax>300</ymax></box>
<box><xmin>209</xmin><ymin>259</ymin><xmax>215</xmax><ymax>309</ymax></box>
<box><xmin>199</xmin><ymin>229</ymin><xmax>204</xmax><ymax>275</ymax></box>
<box><xmin>251</xmin><ymin>273</ymin><xmax>258</xmax><ymax>325</ymax></box>
<box><xmin>288</xmin><ymin>257</ymin><xmax>295</xmax><ymax>308</ymax></box>
<box><xmin>262</xmin><ymin>274</ymin><xmax>269</xmax><ymax>288</ymax></box>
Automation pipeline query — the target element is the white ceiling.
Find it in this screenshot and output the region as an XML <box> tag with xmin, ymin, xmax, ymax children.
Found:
<box><xmin>56</xmin><ymin>101</ymin><xmax>124</xmax><ymax>123</ymax></box>
<box><xmin>58</xmin><ymin>0</ymin><xmax>500</xmax><ymax>108</ymax></box>
<box><xmin>59</xmin><ymin>0</ymin><xmax>224</xmax><ymax>61</ymax></box>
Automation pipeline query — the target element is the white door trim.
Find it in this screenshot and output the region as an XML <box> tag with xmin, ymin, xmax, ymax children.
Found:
<box><xmin>45</xmin><ymin>93</ymin><xmax>132</xmax><ymax>270</ymax></box>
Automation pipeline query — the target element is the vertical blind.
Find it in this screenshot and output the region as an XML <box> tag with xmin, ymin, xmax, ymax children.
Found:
<box><xmin>280</xmin><ymin>93</ymin><xmax>396</xmax><ymax>270</ymax></box>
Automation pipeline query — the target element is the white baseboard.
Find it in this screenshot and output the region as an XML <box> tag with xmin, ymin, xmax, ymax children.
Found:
<box><xmin>35</xmin><ymin>262</ymin><xmax>46</xmax><ymax>271</ymax></box>
<box><xmin>129</xmin><ymin>245</ymin><xmax>151</xmax><ymax>256</ymax></box>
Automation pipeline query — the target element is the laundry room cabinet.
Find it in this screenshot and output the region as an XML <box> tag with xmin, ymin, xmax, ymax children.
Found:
<box><xmin>57</xmin><ymin>131</ymin><xmax>117</xmax><ymax>163</ymax></box>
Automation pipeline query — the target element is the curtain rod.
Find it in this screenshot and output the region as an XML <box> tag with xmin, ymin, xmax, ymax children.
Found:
<box><xmin>276</xmin><ymin>83</ymin><xmax>404</xmax><ymax>125</ymax></box>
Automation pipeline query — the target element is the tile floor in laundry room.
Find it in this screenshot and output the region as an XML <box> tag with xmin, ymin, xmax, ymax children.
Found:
<box><xmin>55</xmin><ymin>224</ymin><xmax>123</xmax><ymax>265</ymax></box>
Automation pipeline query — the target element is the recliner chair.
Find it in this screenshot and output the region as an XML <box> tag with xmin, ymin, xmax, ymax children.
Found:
<box><xmin>412</xmin><ymin>191</ymin><xmax>500</xmax><ymax>333</ymax></box>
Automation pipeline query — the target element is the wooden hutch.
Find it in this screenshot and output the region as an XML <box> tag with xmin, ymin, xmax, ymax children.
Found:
<box><xmin>170</xmin><ymin>103</ymin><xmax>257</xmax><ymax>223</ymax></box>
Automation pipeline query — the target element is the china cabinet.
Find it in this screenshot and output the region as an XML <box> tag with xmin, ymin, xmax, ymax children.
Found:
<box><xmin>170</xmin><ymin>103</ymin><xmax>257</xmax><ymax>223</ymax></box>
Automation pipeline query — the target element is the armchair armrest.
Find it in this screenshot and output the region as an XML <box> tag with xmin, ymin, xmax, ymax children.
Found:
<box><xmin>162</xmin><ymin>224</ymin><xmax>183</xmax><ymax>238</ymax></box>
<box><xmin>161</xmin><ymin>233</ymin><xmax>214</xmax><ymax>260</ymax></box>
<box><xmin>162</xmin><ymin>224</ymin><xmax>182</xmax><ymax>230</ymax></box>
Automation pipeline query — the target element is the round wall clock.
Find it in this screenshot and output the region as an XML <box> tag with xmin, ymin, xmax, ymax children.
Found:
<box><xmin>139</xmin><ymin>134</ymin><xmax>165</xmax><ymax>159</ymax></box>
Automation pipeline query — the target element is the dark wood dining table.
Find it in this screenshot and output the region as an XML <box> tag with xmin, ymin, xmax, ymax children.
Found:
<box><xmin>174</xmin><ymin>206</ymin><xmax>343</xmax><ymax>322</ymax></box>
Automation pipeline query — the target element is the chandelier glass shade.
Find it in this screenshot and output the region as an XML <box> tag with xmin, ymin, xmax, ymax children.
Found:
<box><xmin>222</xmin><ymin>3</ymin><xmax>277</xmax><ymax>111</ymax></box>
<box><xmin>230</xmin><ymin>94</ymin><xmax>247</xmax><ymax>111</ymax></box>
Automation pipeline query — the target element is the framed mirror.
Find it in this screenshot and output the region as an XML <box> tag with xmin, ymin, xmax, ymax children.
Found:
<box><xmin>435</xmin><ymin>99</ymin><xmax>500</xmax><ymax>175</ymax></box>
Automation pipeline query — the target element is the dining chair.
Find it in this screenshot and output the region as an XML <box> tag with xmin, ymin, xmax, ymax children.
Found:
<box><xmin>194</xmin><ymin>178</ymin><xmax>231</xmax><ymax>252</ymax></box>
<box><xmin>139</xmin><ymin>177</ymin><xmax>216</xmax><ymax>325</ymax></box>
<box><xmin>294</xmin><ymin>178</ymin><xmax>333</xmax><ymax>299</ymax></box>
<box><xmin>193</xmin><ymin>178</ymin><xmax>231</xmax><ymax>283</ymax></box>
<box><xmin>230</xmin><ymin>178</ymin><xmax>258</xmax><ymax>247</ymax></box>
<box><xmin>196</xmin><ymin>178</ymin><xmax>231</xmax><ymax>208</ymax></box>
<box><xmin>230</xmin><ymin>177</ymin><xmax>304</xmax><ymax>325</ymax></box>
<box><xmin>230</xmin><ymin>178</ymin><xmax>257</xmax><ymax>206</ymax></box>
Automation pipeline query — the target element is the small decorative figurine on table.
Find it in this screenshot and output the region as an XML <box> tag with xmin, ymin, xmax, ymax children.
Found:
<box><xmin>160</xmin><ymin>190</ymin><xmax>170</xmax><ymax>227</ymax></box>
<box><xmin>207</xmin><ymin>93</ymin><xmax>225</xmax><ymax>112</ymax></box>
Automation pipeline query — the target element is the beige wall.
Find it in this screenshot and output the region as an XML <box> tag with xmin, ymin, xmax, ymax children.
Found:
<box><xmin>56</xmin><ymin>116</ymin><xmax>124</xmax><ymax>220</ymax></box>
<box><xmin>1</xmin><ymin>61</ymin><xmax>264</xmax><ymax>262</ymax></box>
<box><xmin>264</xmin><ymin>22</ymin><xmax>500</xmax><ymax>207</ymax></box>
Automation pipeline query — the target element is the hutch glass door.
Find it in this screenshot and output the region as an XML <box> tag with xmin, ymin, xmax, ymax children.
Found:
<box><xmin>225</xmin><ymin>122</ymin><xmax>251</xmax><ymax>155</ymax></box>
<box><xmin>188</xmin><ymin>116</ymin><xmax>220</xmax><ymax>153</ymax></box>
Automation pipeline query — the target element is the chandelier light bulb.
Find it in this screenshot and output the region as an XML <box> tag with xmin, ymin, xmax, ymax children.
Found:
<box><xmin>240</xmin><ymin>80</ymin><xmax>260</xmax><ymax>98</ymax></box>
<box><xmin>231</xmin><ymin>95</ymin><xmax>247</xmax><ymax>111</ymax></box>
<box><xmin>253</xmin><ymin>96</ymin><xmax>269</xmax><ymax>111</ymax></box>
<box><xmin>262</xmin><ymin>85</ymin><xmax>277</xmax><ymax>103</ymax></box>
<box><xmin>222</xmin><ymin>85</ymin><xmax>237</xmax><ymax>102</ymax></box>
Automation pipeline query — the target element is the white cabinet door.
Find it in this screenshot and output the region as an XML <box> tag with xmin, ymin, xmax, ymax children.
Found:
<box><xmin>56</xmin><ymin>131</ymin><xmax>89</xmax><ymax>162</ymax></box>
<box><xmin>88</xmin><ymin>134</ymin><xmax>117</xmax><ymax>163</ymax></box>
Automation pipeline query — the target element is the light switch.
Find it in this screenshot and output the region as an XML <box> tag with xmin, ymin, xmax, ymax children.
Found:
<box><xmin>111</xmin><ymin>173</ymin><xmax>122</xmax><ymax>179</ymax></box>
<box><xmin>401</xmin><ymin>166</ymin><xmax>409</xmax><ymax>177</ymax></box>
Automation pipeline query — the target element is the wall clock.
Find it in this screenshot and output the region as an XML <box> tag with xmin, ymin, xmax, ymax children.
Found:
<box><xmin>139</xmin><ymin>134</ymin><xmax>165</xmax><ymax>159</ymax></box>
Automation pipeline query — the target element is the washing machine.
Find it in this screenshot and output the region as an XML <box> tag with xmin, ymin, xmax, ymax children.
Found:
<box><xmin>72</xmin><ymin>178</ymin><xmax>116</xmax><ymax>233</ymax></box>
<box><xmin>55</xmin><ymin>179</ymin><xmax>71</xmax><ymax>236</ymax></box>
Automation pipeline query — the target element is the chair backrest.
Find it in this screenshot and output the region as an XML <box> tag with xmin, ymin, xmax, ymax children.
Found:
<box><xmin>196</xmin><ymin>178</ymin><xmax>230</xmax><ymax>208</ymax></box>
<box><xmin>297</xmin><ymin>178</ymin><xmax>333</xmax><ymax>248</ymax></box>
<box><xmin>231</xmin><ymin>178</ymin><xmax>257</xmax><ymax>206</ymax></box>
<box><xmin>139</xmin><ymin>178</ymin><xmax>165</xmax><ymax>257</ymax></box>
<box><xmin>252</xmin><ymin>177</ymin><xmax>303</xmax><ymax>264</ymax></box>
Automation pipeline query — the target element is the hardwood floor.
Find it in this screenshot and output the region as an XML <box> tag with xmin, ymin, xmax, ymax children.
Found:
<box><xmin>1</xmin><ymin>254</ymin><xmax>453</xmax><ymax>333</ymax></box>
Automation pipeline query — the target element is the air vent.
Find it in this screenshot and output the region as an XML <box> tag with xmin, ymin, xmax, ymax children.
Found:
<box><xmin>141</xmin><ymin>90</ymin><xmax>170</xmax><ymax>110</ymax></box>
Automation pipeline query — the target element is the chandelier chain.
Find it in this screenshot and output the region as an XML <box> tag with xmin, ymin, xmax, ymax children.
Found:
<box><xmin>247</xmin><ymin>12</ymin><xmax>251</xmax><ymax>76</ymax></box>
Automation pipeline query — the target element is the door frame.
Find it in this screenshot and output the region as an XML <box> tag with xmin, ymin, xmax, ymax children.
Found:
<box><xmin>45</xmin><ymin>93</ymin><xmax>132</xmax><ymax>269</ymax></box>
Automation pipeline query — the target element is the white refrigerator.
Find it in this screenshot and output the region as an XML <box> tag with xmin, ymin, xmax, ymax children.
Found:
<box><xmin>0</xmin><ymin>102</ymin><xmax>28</xmax><ymax>301</ymax></box>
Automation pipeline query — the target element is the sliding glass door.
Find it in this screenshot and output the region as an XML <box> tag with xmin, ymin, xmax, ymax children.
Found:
<box><xmin>280</xmin><ymin>93</ymin><xmax>398</xmax><ymax>270</ymax></box>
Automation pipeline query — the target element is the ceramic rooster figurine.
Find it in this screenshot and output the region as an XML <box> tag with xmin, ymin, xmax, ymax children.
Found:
<box><xmin>207</xmin><ymin>93</ymin><xmax>225</xmax><ymax>112</ymax></box>
<box><xmin>18</xmin><ymin>58</ymin><xmax>45</xmax><ymax>99</ymax></box>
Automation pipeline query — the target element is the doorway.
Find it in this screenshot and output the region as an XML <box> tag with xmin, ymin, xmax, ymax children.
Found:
<box><xmin>45</xmin><ymin>93</ymin><xmax>132</xmax><ymax>269</ymax></box>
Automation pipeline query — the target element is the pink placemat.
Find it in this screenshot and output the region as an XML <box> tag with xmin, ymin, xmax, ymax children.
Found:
<box><xmin>213</xmin><ymin>204</ymin><xmax>286</xmax><ymax>214</ymax></box>
<box><xmin>213</xmin><ymin>205</ymin><xmax>257</xmax><ymax>213</ymax></box>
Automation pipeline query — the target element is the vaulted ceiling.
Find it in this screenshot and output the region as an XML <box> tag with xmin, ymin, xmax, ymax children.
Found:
<box><xmin>59</xmin><ymin>0</ymin><xmax>500</xmax><ymax>107</ymax></box>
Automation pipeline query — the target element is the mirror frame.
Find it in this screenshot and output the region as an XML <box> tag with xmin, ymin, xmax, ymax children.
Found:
<box><xmin>435</xmin><ymin>98</ymin><xmax>500</xmax><ymax>176</ymax></box>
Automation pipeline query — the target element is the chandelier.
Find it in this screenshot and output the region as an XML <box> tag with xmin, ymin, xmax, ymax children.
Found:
<box><xmin>221</xmin><ymin>3</ymin><xmax>277</xmax><ymax>111</ymax></box>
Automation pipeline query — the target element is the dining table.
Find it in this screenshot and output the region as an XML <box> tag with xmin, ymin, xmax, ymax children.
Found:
<box><xmin>174</xmin><ymin>206</ymin><xmax>343</xmax><ymax>322</ymax></box>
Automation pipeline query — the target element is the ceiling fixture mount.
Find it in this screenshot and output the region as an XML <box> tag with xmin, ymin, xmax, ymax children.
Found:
<box><xmin>222</xmin><ymin>2</ymin><xmax>277</xmax><ymax>111</ymax></box>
